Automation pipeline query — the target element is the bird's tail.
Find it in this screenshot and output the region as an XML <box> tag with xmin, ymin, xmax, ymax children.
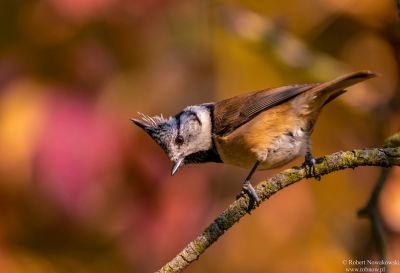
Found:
<box><xmin>293</xmin><ymin>70</ymin><xmax>376</xmax><ymax>116</ymax></box>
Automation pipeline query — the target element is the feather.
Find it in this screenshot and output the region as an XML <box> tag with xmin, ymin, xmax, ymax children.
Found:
<box><xmin>136</xmin><ymin>112</ymin><xmax>170</xmax><ymax>128</ymax></box>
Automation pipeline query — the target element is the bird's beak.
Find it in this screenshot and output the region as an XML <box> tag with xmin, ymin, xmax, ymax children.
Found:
<box><xmin>171</xmin><ymin>158</ymin><xmax>184</xmax><ymax>176</ymax></box>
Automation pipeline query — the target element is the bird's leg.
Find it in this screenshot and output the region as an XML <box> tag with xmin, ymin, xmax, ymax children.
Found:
<box><xmin>302</xmin><ymin>137</ymin><xmax>320</xmax><ymax>180</ymax></box>
<box><xmin>236</xmin><ymin>161</ymin><xmax>261</xmax><ymax>208</ymax></box>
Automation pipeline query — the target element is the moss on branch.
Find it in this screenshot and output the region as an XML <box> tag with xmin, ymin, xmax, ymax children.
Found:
<box><xmin>156</xmin><ymin>147</ymin><xmax>400</xmax><ymax>273</ymax></box>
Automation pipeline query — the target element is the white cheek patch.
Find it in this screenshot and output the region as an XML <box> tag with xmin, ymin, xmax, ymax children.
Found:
<box><xmin>182</xmin><ymin>105</ymin><xmax>213</xmax><ymax>153</ymax></box>
<box><xmin>187</xmin><ymin>123</ymin><xmax>200</xmax><ymax>136</ymax></box>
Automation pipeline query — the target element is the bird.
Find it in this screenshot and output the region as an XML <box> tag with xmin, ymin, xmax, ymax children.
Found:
<box><xmin>131</xmin><ymin>71</ymin><xmax>376</xmax><ymax>206</ymax></box>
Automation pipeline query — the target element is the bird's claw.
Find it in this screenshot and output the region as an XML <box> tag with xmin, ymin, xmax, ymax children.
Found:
<box><xmin>236</xmin><ymin>180</ymin><xmax>261</xmax><ymax>212</ymax></box>
<box><xmin>303</xmin><ymin>153</ymin><xmax>320</xmax><ymax>180</ymax></box>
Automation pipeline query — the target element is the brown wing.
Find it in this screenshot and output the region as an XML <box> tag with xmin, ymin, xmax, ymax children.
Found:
<box><xmin>213</xmin><ymin>84</ymin><xmax>317</xmax><ymax>136</ymax></box>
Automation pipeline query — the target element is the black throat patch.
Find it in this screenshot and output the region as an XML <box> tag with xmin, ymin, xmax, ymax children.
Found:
<box><xmin>184</xmin><ymin>148</ymin><xmax>222</xmax><ymax>164</ymax></box>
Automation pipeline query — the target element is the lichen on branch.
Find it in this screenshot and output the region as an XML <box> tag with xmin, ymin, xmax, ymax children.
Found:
<box><xmin>156</xmin><ymin>146</ymin><xmax>400</xmax><ymax>273</ymax></box>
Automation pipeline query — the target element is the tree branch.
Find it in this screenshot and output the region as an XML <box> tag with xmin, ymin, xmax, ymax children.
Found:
<box><xmin>357</xmin><ymin>132</ymin><xmax>400</xmax><ymax>272</ymax></box>
<box><xmin>358</xmin><ymin>168</ymin><xmax>390</xmax><ymax>262</ymax></box>
<box><xmin>156</xmin><ymin>147</ymin><xmax>400</xmax><ymax>273</ymax></box>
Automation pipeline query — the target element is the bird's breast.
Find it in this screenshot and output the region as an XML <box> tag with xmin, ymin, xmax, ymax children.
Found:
<box><xmin>214</xmin><ymin>104</ymin><xmax>309</xmax><ymax>170</ymax></box>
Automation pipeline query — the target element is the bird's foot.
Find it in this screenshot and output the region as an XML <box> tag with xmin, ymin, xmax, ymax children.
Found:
<box><xmin>303</xmin><ymin>152</ymin><xmax>320</xmax><ymax>180</ymax></box>
<box><xmin>236</xmin><ymin>180</ymin><xmax>261</xmax><ymax>212</ymax></box>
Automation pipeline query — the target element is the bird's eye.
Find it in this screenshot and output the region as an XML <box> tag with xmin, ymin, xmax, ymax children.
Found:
<box><xmin>175</xmin><ymin>135</ymin><xmax>184</xmax><ymax>145</ymax></box>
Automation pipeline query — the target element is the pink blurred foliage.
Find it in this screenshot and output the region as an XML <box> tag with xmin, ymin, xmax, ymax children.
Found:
<box><xmin>34</xmin><ymin>93</ymin><xmax>123</xmax><ymax>221</ymax></box>
<box><xmin>130</xmin><ymin>134</ymin><xmax>172</xmax><ymax>184</ymax></box>
<box><xmin>119</xmin><ymin>168</ymin><xmax>215</xmax><ymax>271</ymax></box>
<box><xmin>47</xmin><ymin>0</ymin><xmax>116</xmax><ymax>21</ymax></box>
<box><xmin>73</xmin><ymin>39</ymin><xmax>117</xmax><ymax>88</ymax></box>
<box><xmin>118</xmin><ymin>135</ymin><xmax>216</xmax><ymax>270</ymax></box>
<box><xmin>47</xmin><ymin>0</ymin><xmax>173</xmax><ymax>21</ymax></box>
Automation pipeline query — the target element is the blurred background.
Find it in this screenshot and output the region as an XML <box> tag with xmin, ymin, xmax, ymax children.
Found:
<box><xmin>0</xmin><ymin>0</ymin><xmax>399</xmax><ymax>272</ymax></box>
